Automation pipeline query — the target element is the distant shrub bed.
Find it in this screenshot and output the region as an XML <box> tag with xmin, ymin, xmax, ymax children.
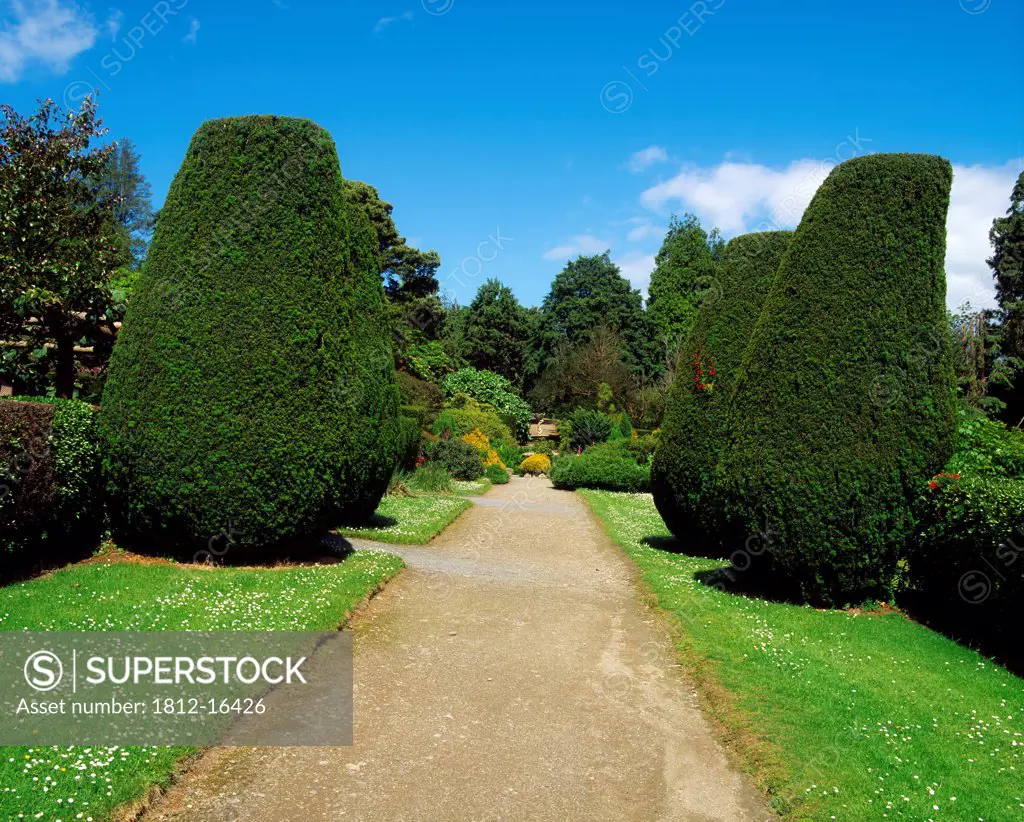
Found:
<box><xmin>1</xmin><ymin>398</ymin><xmax>101</xmax><ymax>564</ymax></box>
<box><xmin>551</xmin><ymin>447</ymin><xmax>651</xmax><ymax>493</ymax></box>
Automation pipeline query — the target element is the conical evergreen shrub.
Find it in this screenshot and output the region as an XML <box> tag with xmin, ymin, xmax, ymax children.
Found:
<box><xmin>100</xmin><ymin>116</ymin><xmax>399</xmax><ymax>550</ymax></box>
<box><xmin>716</xmin><ymin>153</ymin><xmax>955</xmax><ymax>604</ymax></box>
<box><xmin>651</xmin><ymin>231</ymin><xmax>792</xmax><ymax>546</ymax></box>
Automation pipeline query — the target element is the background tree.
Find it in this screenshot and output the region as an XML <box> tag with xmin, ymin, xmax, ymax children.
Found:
<box><xmin>460</xmin><ymin>279</ymin><xmax>530</xmax><ymax>386</ymax></box>
<box><xmin>0</xmin><ymin>97</ymin><xmax>119</xmax><ymax>398</ymax></box>
<box><xmin>646</xmin><ymin>213</ymin><xmax>723</xmax><ymax>361</ymax></box>
<box><xmin>529</xmin><ymin>325</ymin><xmax>634</xmax><ymax>415</ymax></box>
<box><xmin>950</xmin><ymin>303</ymin><xmax>1019</xmax><ymax>416</ymax></box>
<box><xmin>990</xmin><ymin>171</ymin><xmax>1024</xmax><ymax>418</ymax></box>
<box><xmin>94</xmin><ymin>137</ymin><xmax>155</xmax><ymax>268</ymax></box>
<box><xmin>532</xmin><ymin>252</ymin><xmax>660</xmax><ymax>385</ymax></box>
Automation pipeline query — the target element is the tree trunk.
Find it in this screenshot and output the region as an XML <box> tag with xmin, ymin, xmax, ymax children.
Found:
<box><xmin>55</xmin><ymin>334</ymin><xmax>75</xmax><ymax>399</ymax></box>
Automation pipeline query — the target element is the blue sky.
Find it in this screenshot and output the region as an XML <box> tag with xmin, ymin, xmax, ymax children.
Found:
<box><xmin>2</xmin><ymin>0</ymin><xmax>1022</xmax><ymax>309</ymax></box>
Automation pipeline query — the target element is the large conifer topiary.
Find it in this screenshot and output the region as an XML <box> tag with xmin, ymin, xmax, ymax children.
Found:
<box><xmin>716</xmin><ymin>153</ymin><xmax>955</xmax><ymax>604</ymax></box>
<box><xmin>651</xmin><ymin>231</ymin><xmax>792</xmax><ymax>546</ymax></box>
<box><xmin>100</xmin><ymin>116</ymin><xmax>399</xmax><ymax>550</ymax></box>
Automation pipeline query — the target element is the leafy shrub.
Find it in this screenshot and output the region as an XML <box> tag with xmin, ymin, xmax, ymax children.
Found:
<box><xmin>444</xmin><ymin>394</ymin><xmax>514</xmax><ymax>442</ymax></box>
<box><xmin>396</xmin><ymin>414</ymin><xmax>423</xmax><ymax>471</ymax></box>
<box><xmin>565</xmin><ymin>408</ymin><xmax>613</xmax><ymax>450</ymax></box>
<box><xmin>717</xmin><ymin>154</ymin><xmax>955</xmax><ymax>605</ymax></box>
<box><xmin>492</xmin><ymin>438</ymin><xmax>525</xmax><ymax>468</ymax></box>
<box><xmin>912</xmin><ymin>474</ymin><xmax>1023</xmax><ymax>612</ymax></box>
<box><xmin>550</xmin><ymin>449</ymin><xmax>651</xmax><ymax>492</ymax></box>
<box><xmin>441</xmin><ymin>367</ymin><xmax>531</xmax><ymax>440</ymax></box>
<box><xmin>100</xmin><ymin>116</ymin><xmax>400</xmax><ymax>547</ymax></box>
<box><xmin>519</xmin><ymin>454</ymin><xmax>552</xmax><ymax>475</ymax></box>
<box><xmin>652</xmin><ymin>231</ymin><xmax>791</xmax><ymax>542</ymax></box>
<box><xmin>1</xmin><ymin>398</ymin><xmax>101</xmax><ymax>563</ymax></box>
<box><xmin>425</xmin><ymin>438</ymin><xmax>485</xmax><ymax>480</ymax></box>
<box><xmin>403</xmin><ymin>340</ymin><xmax>458</xmax><ymax>382</ymax></box>
<box><xmin>485</xmin><ymin>464</ymin><xmax>510</xmax><ymax>485</ymax></box>
<box><xmin>396</xmin><ymin>371</ymin><xmax>444</xmax><ymax>419</ymax></box>
<box><xmin>528</xmin><ymin>439</ymin><xmax>555</xmax><ymax>456</ymax></box>
<box><xmin>945</xmin><ymin>404</ymin><xmax>1024</xmax><ymax>478</ymax></box>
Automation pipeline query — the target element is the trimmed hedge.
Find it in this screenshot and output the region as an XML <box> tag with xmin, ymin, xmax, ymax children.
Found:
<box><xmin>651</xmin><ymin>231</ymin><xmax>792</xmax><ymax>542</ymax></box>
<box><xmin>1</xmin><ymin>398</ymin><xmax>101</xmax><ymax>564</ymax></box>
<box><xmin>551</xmin><ymin>448</ymin><xmax>651</xmax><ymax>492</ymax></box>
<box><xmin>100</xmin><ymin>116</ymin><xmax>399</xmax><ymax>549</ymax></box>
<box><xmin>913</xmin><ymin>475</ymin><xmax>1023</xmax><ymax>612</ymax></box>
<box><xmin>717</xmin><ymin>153</ymin><xmax>955</xmax><ymax>605</ymax></box>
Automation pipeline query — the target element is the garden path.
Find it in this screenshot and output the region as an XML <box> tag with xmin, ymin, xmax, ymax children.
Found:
<box><xmin>142</xmin><ymin>477</ymin><xmax>768</xmax><ymax>822</ymax></box>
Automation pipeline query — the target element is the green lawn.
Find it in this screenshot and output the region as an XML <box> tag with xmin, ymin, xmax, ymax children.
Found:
<box><xmin>580</xmin><ymin>489</ymin><xmax>1024</xmax><ymax>822</ymax></box>
<box><xmin>334</xmin><ymin>494</ymin><xmax>472</xmax><ymax>544</ymax></box>
<box><xmin>449</xmin><ymin>478</ymin><xmax>492</xmax><ymax>496</ymax></box>
<box><xmin>0</xmin><ymin>551</ymin><xmax>403</xmax><ymax>822</ymax></box>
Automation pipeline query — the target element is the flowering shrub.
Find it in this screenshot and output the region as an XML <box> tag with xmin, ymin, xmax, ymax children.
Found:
<box><xmin>519</xmin><ymin>454</ymin><xmax>551</xmax><ymax>475</ymax></box>
<box><xmin>462</xmin><ymin>428</ymin><xmax>506</xmax><ymax>470</ymax></box>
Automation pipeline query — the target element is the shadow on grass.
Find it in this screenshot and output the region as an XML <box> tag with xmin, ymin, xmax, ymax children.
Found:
<box><xmin>899</xmin><ymin>592</ymin><xmax>1024</xmax><ymax>677</ymax></box>
<box><xmin>640</xmin><ymin>533</ymin><xmax>811</xmax><ymax>606</ymax></box>
<box><xmin>352</xmin><ymin>514</ymin><xmax>399</xmax><ymax>530</ymax></box>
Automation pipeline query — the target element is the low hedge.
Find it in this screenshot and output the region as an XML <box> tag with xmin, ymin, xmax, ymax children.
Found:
<box><xmin>519</xmin><ymin>454</ymin><xmax>551</xmax><ymax>476</ymax></box>
<box><xmin>912</xmin><ymin>474</ymin><xmax>1023</xmax><ymax>612</ymax></box>
<box><xmin>1</xmin><ymin>398</ymin><xmax>101</xmax><ymax>565</ymax></box>
<box><xmin>550</xmin><ymin>449</ymin><xmax>651</xmax><ymax>492</ymax></box>
<box><xmin>485</xmin><ymin>464</ymin><xmax>510</xmax><ymax>485</ymax></box>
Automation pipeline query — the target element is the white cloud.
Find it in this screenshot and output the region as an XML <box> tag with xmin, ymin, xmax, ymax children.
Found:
<box><xmin>640</xmin><ymin>158</ymin><xmax>827</xmax><ymax>234</ymax></box>
<box><xmin>0</xmin><ymin>0</ymin><xmax>102</xmax><ymax>82</ymax></box>
<box><xmin>105</xmin><ymin>7</ymin><xmax>121</xmax><ymax>39</ymax></box>
<box><xmin>614</xmin><ymin>249</ymin><xmax>657</xmax><ymax>297</ymax></box>
<box><xmin>542</xmin><ymin>233</ymin><xmax>611</xmax><ymax>261</ymax></box>
<box><xmin>946</xmin><ymin>162</ymin><xmax>1021</xmax><ymax>309</ymax></box>
<box><xmin>182</xmin><ymin>16</ymin><xmax>199</xmax><ymax>44</ymax></box>
<box><xmin>640</xmin><ymin>157</ymin><xmax>1023</xmax><ymax>308</ymax></box>
<box><xmin>627</xmin><ymin>221</ymin><xmax>663</xmax><ymax>243</ymax></box>
<box><xmin>627</xmin><ymin>145</ymin><xmax>669</xmax><ymax>173</ymax></box>
<box><xmin>374</xmin><ymin>10</ymin><xmax>413</xmax><ymax>34</ymax></box>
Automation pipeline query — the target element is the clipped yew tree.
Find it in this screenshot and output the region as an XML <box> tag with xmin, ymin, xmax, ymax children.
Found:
<box><xmin>651</xmin><ymin>231</ymin><xmax>792</xmax><ymax>545</ymax></box>
<box><xmin>717</xmin><ymin>153</ymin><xmax>955</xmax><ymax>604</ymax></box>
<box><xmin>100</xmin><ymin>116</ymin><xmax>399</xmax><ymax>550</ymax></box>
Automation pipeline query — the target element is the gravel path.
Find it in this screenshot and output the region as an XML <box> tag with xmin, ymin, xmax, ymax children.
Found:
<box><xmin>142</xmin><ymin>476</ymin><xmax>769</xmax><ymax>822</ymax></box>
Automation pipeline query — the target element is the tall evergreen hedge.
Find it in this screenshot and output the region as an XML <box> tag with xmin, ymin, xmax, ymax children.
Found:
<box><xmin>651</xmin><ymin>231</ymin><xmax>792</xmax><ymax>545</ymax></box>
<box><xmin>716</xmin><ymin>153</ymin><xmax>955</xmax><ymax>604</ymax></box>
<box><xmin>100</xmin><ymin>116</ymin><xmax>399</xmax><ymax>550</ymax></box>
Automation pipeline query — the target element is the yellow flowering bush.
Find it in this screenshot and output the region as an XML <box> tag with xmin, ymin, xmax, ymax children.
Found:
<box><xmin>462</xmin><ymin>428</ymin><xmax>506</xmax><ymax>469</ymax></box>
<box><xmin>462</xmin><ymin>428</ymin><xmax>491</xmax><ymax>452</ymax></box>
<box><xmin>519</xmin><ymin>454</ymin><xmax>552</xmax><ymax>475</ymax></box>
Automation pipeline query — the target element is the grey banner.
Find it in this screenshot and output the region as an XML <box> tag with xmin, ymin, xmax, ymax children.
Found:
<box><xmin>0</xmin><ymin>631</ymin><xmax>352</xmax><ymax>746</ymax></box>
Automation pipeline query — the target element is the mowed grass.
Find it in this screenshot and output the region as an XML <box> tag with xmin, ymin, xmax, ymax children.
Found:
<box><xmin>335</xmin><ymin>494</ymin><xmax>472</xmax><ymax>545</ymax></box>
<box><xmin>0</xmin><ymin>551</ymin><xmax>404</xmax><ymax>822</ymax></box>
<box><xmin>579</xmin><ymin>489</ymin><xmax>1023</xmax><ymax>822</ymax></box>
